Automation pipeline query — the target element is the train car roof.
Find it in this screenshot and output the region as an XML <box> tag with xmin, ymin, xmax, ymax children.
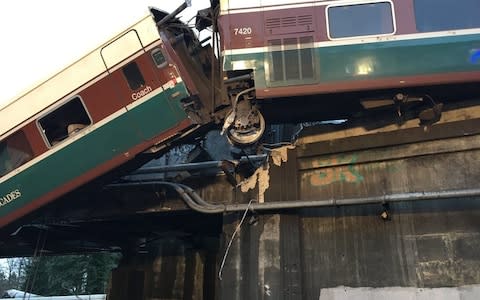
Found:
<box><xmin>0</xmin><ymin>12</ymin><xmax>161</xmax><ymax>138</ymax></box>
<box><xmin>220</xmin><ymin>0</ymin><xmax>321</xmax><ymax>12</ymax></box>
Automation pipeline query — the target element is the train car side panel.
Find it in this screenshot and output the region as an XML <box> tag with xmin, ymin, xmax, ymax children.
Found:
<box><xmin>218</xmin><ymin>0</ymin><xmax>480</xmax><ymax>99</ymax></box>
<box><xmin>0</xmin><ymin>80</ymin><xmax>192</xmax><ymax>226</ymax></box>
<box><xmin>0</xmin><ymin>15</ymin><xmax>162</xmax><ymax>137</ymax></box>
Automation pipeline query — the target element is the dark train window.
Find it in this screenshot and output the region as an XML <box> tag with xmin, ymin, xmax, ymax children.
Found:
<box><xmin>414</xmin><ymin>0</ymin><xmax>480</xmax><ymax>32</ymax></box>
<box><xmin>284</xmin><ymin>38</ymin><xmax>301</xmax><ymax>80</ymax></box>
<box><xmin>327</xmin><ymin>2</ymin><xmax>394</xmax><ymax>38</ymax></box>
<box><xmin>38</xmin><ymin>96</ymin><xmax>92</xmax><ymax>147</ymax></box>
<box><xmin>299</xmin><ymin>36</ymin><xmax>314</xmax><ymax>79</ymax></box>
<box><xmin>122</xmin><ymin>62</ymin><xmax>145</xmax><ymax>90</ymax></box>
<box><xmin>267</xmin><ymin>36</ymin><xmax>314</xmax><ymax>82</ymax></box>
<box><xmin>268</xmin><ymin>39</ymin><xmax>284</xmax><ymax>81</ymax></box>
<box><xmin>151</xmin><ymin>48</ymin><xmax>168</xmax><ymax>68</ymax></box>
<box><xmin>0</xmin><ymin>131</ymin><xmax>34</xmax><ymax>177</ymax></box>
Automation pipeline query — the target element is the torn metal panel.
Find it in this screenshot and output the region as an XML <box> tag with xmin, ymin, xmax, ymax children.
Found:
<box><xmin>238</xmin><ymin>163</ymin><xmax>270</xmax><ymax>203</ymax></box>
<box><xmin>270</xmin><ymin>145</ymin><xmax>296</xmax><ymax>167</ymax></box>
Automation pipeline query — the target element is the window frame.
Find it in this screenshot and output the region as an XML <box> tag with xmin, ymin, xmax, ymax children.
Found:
<box><xmin>266</xmin><ymin>36</ymin><xmax>316</xmax><ymax>83</ymax></box>
<box><xmin>151</xmin><ymin>48</ymin><xmax>168</xmax><ymax>69</ymax></box>
<box><xmin>325</xmin><ymin>0</ymin><xmax>397</xmax><ymax>40</ymax></box>
<box><xmin>36</xmin><ymin>95</ymin><xmax>92</xmax><ymax>148</ymax></box>
<box><xmin>0</xmin><ymin>130</ymin><xmax>34</xmax><ymax>178</ymax></box>
<box><xmin>121</xmin><ymin>61</ymin><xmax>146</xmax><ymax>91</ymax></box>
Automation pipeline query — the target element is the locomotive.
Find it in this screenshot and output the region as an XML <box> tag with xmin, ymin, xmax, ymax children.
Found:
<box><xmin>1</xmin><ymin>0</ymin><xmax>480</xmax><ymax>228</ymax></box>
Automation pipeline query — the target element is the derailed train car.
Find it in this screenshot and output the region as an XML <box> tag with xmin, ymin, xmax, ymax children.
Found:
<box><xmin>0</xmin><ymin>6</ymin><xmax>222</xmax><ymax>228</ymax></box>
<box><xmin>213</xmin><ymin>0</ymin><xmax>480</xmax><ymax>123</ymax></box>
<box><xmin>155</xmin><ymin>0</ymin><xmax>480</xmax><ymax>143</ymax></box>
<box><xmin>218</xmin><ymin>0</ymin><xmax>480</xmax><ymax>96</ymax></box>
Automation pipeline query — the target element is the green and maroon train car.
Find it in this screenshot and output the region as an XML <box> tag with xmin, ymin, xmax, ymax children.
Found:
<box><xmin>217</xmin><ymin>0</ymin><xmax>480</xmax><ymax>99</ymax></box>
<box><xmin>0</xmin><ymin>8</ymin><xmax>217</xmax><ymax>228</ymax></box>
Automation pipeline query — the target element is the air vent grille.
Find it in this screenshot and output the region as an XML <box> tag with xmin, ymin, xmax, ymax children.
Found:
<box><xmin>265</xmin><ymin>15</ymin><xmax>313</xmax><ymax>33</ymax></box>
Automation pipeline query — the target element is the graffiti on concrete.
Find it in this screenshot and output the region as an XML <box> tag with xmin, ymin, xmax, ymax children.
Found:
<box><xmin>309</xmin><ymin>155</ymin><xmax>364</xmax><ymax>186</ymax></box>
<box><xmin>307</xmin><ymin>154</ymin><xmax>400</xmax><ymax>187</ymax></box>
<box><xmin>304</xmin><ymin>154</ymin><xmax>405</xmax><ymax>186</ymax></box>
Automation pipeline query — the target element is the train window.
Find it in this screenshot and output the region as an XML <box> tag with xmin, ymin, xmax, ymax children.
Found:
<box><xmin>38</xmin><ymin>96</ymin><xmax>92</xmax><ymax>147</ymax></box>
<box><xmin>284</xmin><ymin>38</ymin><xmax>301</xmax><ymax>80</ymax></box>
<box><xmin>299</xmin><ymin>36</ymin><xmax>314</xmax><ymax>79</ymax></box>
<box><xmin>267</xmin><ymin>36</ymin><xmax>314</xmax><ymax>82</ymax></box>
<box><xmin>122</xmin><ymin>62</ymin><xmax>145</xmax><ymax>90</ymax></box>
<box><xmin>414</xmin><ymin>0</ymin><xmax>480</xmax><ymax>32</ymax></box>
<box><xmin>327</xmin><ymin>2</ymin><xmax>394</xmax><ymax>39</ymax></box>
<box><xmin>0</xmin><ymin>131</ymin><xmax>33</xmax><ymax>177</ymax></box>
<box><xmin>151</xmin><ymin>48</ymin><xmax>168</xmax><ymax>68</ymax></box>
<box><xmin>268</xmin><ymin>39</ymin><xmax>284</xmax><ymax>81</ymax></box>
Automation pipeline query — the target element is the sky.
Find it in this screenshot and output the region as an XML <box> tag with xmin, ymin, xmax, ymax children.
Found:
<box><xmin>0</xmin><ymin>0</ymin><xmax>211</xmax><ymax>106</ymax></box>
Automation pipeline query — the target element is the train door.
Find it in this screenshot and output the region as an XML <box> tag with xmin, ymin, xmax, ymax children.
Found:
<box><xmin>100</xmin><ymin>29</ymin><xmax>188</xmax><ymax>142</ymax></box>
<box><xmin>99</xmin><ymin>30</ymin><xmax>149</xmax><ymax>143</ymax></box>
<box><xmin>156</xmin><ymin>30</ymin><xmax>201</xmax><ymax>101</ymax></box>
<box><xmin>128</xmin><ymin>44</ymin><xmax>190</xmax><ymax>141</ymax></box>
<box><xmin>145</xmin><ymin>44</ymin><xmax>190</xmax><ymax>124</ymax></box>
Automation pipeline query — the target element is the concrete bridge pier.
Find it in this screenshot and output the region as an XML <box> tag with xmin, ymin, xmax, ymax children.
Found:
<box><xmin>108</xmin><ymin>237</ymin><xmax>218</xmax><ymax>300</ymax></box>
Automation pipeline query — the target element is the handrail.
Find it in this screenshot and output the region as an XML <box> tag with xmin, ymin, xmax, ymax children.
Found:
<box><xmin>100</xmin><ymin>29</ymin><xmax>146</xmax><ymax>74</ymax></box>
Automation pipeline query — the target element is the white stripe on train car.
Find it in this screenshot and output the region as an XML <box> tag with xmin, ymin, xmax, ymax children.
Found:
<box><xmin>222</xmin><ymin>28</ymin><xmax>480</xmax><ymax>57</ymax></box>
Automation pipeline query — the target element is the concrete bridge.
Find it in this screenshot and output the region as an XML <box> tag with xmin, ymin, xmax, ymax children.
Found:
<box><xmin>1</xmin><ymin>101</ymin><xmax>480</xmax><ymax>299</ymax></box>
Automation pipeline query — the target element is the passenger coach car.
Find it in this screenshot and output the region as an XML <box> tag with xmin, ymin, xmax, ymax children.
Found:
<box><xmin>0</xmin><ymin>7</ymin><xmax>218</xmax><ymax>228</ymax></box>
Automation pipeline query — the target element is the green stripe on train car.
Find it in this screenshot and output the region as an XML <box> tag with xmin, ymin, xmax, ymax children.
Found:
<box><xmin>0</xmin><ymin>84</ymin><xmax>188</xmax><ymax>219</ymax></box>
<box><xmin>223</xmin><ymin>34</ymin><xmax>480</xmax><ymax>88</ymax></box>
<box><xmin>318</xmin><ymin>34</ymin><xmax>480</xmax><ymax>82</ymax></box>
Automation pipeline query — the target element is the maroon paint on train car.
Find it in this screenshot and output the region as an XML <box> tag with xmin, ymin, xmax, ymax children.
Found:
<box><xmin>393</xmin><ymin>0</ymin><xmax>417</xmax><ymax>34</ymax></box>
<box><xmin>79</xmin><ymin>73</ymin><xmax>126</xmax><ymax>123</ymax></box>
<box><xmin>226</xmin><ymin>11</ymin><xmax>265</xmax><ymax>50</ymax></box>
<box><xmin>159</xmin><ymin>32</ymin><xmax>200</xmax><ymax>96</ymax></box>
<box><xmin>217</xmin><ymin>15</ymin><xmax>231</xmax><ymax>52</ymax></box>
<box><xmin>13</xmin><ymin>49</ymin><xmax>176</xmax><ymax>162</ymax></box>
<box><xmin>23</xmin><ymin>122</ymin><xmax>48</xmax><ymax>156</ymax></box>
<box><xmin>219</xmin><ymin>1</ymin><xmax>421</xmax><ymax>50</ymax></box>
<box><xmin>314</xmin><ymin>5</ymin><xmax>329</xmax><ymax>41</ymax></box>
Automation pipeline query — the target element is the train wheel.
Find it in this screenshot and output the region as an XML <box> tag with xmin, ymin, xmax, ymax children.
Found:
<box><xmin>226</xmin><ymin>104</ymin><xmax>265</xmax><ymax>145</ymax></box>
